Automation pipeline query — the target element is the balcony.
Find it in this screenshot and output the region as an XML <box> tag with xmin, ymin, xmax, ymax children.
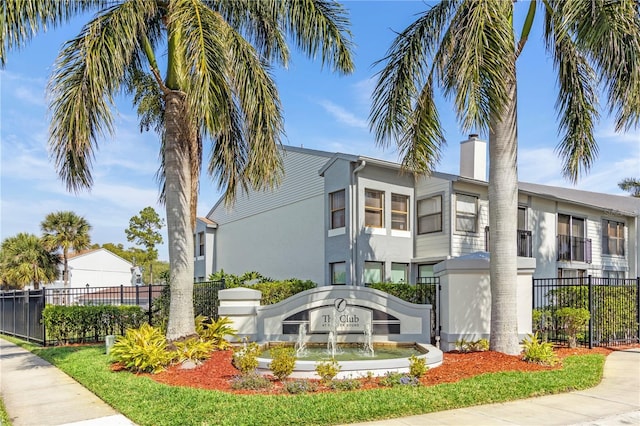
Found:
<box><xmin>557</xmin><ymin>235</ymin><xmax>592</xmax><ymax>263</ymax></box>
<box><xmin>484</xmin><ymin>227</ymin><xmax>533</xmax><ymax>257</ymax></box>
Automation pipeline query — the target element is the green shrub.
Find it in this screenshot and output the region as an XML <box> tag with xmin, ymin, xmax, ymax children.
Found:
<box><xmin>172</xmin><ymin>337</ymin><xmax>215</xmax><ymax>364</ymax></box>
<box><xmin>408</xmin><ymin>355</ymin><xmax>428</xmax><ymax>378</ymax></box>
<box><xmin>232</xmin><ymin>340</ymin><xmax>261</xmax><ymax>375</ymax></box>
<box><xmin>109</xmin><ymin>323</ymin><xmax>173</xmax><ymax>373</ymax></box>
<box><xmin>556</xmin><ymin>307</ymin><xmax>590</xmax><ymax>348</ymax></box>
<box><xmin>455</xmin><ymin>338</ymin><xmax>489</xmax><ymax>353</ymax></box>
<box><xmin>315</xmin><ymin>359</ymin><xmax>341</xmax><ymax>383</ymax></box>
<box><xmin>42</xmin><ymin>305</ymin><xmax>145</xmax><ymax>344</ymax></box>
<box><xmin>195</xmin><ymin>315</ymin><xmax>237</xmax><ymax>349</ymax></box>
<box><xmin>329</xmin><ymin>378</ymin><xmax>361</xmax><ymax>391</ymax></box>
<box><xmin>252</xmin><ymin>279</ymin><xmax>316</xmax><ymax>305</ymax></box>
<box><xmin>268</xmin><ymin>345</ymin><xmax>296</xmax><ymax>381</ymax></box>
<box><xmin>230</xmin><ymin>373</ymin><xmax>273</xmax><ymax>390</ymax></box>
<box><xmin>379</xmin><ymin>372</ymin><xmax>419</xmax><ymax>387</ymax></box>
<box><xmin>521</xmin><ymin>333</ymin><xmax>560</xmax><ymax>366</ymax></box>
<box><xmin>284</xmin><ymin>379</ymin><xmax>318</xmax><ymax>394</ymax></box>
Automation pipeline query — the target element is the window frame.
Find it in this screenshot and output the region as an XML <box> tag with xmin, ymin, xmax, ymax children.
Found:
<box><xmin>364</xmin><ymin>189</ymin><xmax>385</xmax><ymax>228</ymax></box>
<box><xmin>455</xmin><ymin>193</ymin><xmax>478</xmax><ymax>233</ymax></box>
<box><xmin>198</xmin><ymin>231</ymin><xmax>205</xmax><ymax>257</ymax></box>
<box><xmin>390</xmin><ymin>262</ymin><xmax>409</xmax><ymax>283</ymax></box>
<box><xmin>330</xmin><ymin>262</ymin><xmax>346</xmax><ymax>285</ymax></box>
<box><xmin>329</xmin><ymin>189</ymin><xmax>346</xmax><ymax>229</ymax></box>
<box><xmin>417</xmin><ymin>195</ymin><xmax>443</xmax><ymax>235</ymax></box>
<box><xmin>602</xmin><ymin>219</ymin><xmax>625</xmax><ymax>256</ymax></box>
<box><xmin>363</xmin><ymin>261</ymin><xmax>384</xmax><ymax>285</ymax></box>
<box><xmin>391</xmin><ymin>193</ymin><xmax>409</xmax><ymax>231</ymax></box>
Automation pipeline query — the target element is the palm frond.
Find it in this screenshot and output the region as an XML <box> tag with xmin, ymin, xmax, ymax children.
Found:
<box><xmin>543</xmin><ymin>1</ymin><xmax>600</xmax><ymax>182</ymax></box>
<box><xmin>370</xmin><ymin>0</ymin><xmax>458</xmax><ymax>173</ymax></box>
<box><xmin>1</xmin><ymin>0</ymin><xmax>106</xmax><ymax>67</ymax></box>
<box><xmin>47</xmin><ymin>0</ymin><xmax>159</xmax><ymax>191</ymax></box>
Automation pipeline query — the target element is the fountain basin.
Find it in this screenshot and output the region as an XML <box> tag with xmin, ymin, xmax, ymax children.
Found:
<box><xmin>256</xmin><ymin>342</ymin><xmax>443</xmax><ymax>379</ymax></box>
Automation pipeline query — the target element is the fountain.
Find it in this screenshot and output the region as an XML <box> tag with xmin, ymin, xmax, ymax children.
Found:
<box><xmin>361</xmin><ymin>324</ymin><xmax>374</xmax><ymax>357</ymax></box>
<box><xmin>294</xmin><ymin>324</ymin><xmax>308</xmax><ymax>357</ymax></box>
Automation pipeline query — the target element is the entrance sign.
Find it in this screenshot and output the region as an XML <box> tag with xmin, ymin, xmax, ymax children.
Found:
<box><xmin>309</xmin><ymin>305</ymin><xmax>372</xmax><ymax>333</ymax></box>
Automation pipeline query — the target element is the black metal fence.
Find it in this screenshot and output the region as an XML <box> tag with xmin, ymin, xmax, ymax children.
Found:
<box><xmin>0</xmin><ymin>280</ymin><xmax>226</xmax><ymax>345</ymax></box>
<box><xmin>533</xmin><ymin>276</ymin><xmax>640</xmax><ymax>348</ymax></box>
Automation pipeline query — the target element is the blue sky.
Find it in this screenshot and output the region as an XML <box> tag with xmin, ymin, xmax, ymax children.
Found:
<box><xmin>1</xmin><ymin>1</ymin><xmax>638</xmax><ymax>262</ymax></box>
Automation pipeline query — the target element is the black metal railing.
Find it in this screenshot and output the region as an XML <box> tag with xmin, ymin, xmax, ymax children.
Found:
<box><xmin>0</xmin><ymin>280</ymin><xmax>226</xmax><ymax>345</ymax></box>
<box><xmin>484</xmin><ymin>227</ymin><xmax>533</xmax><ymax>257</ymax></box>
<box><xmin>557</xmin><ymin>235</ymin><xmax>592</xmax><ymax>263</ymax></box>
<box><xmin>532</xmin><ymin>276</ymin><xmax>639</xmax><ymax>347</ymax></box>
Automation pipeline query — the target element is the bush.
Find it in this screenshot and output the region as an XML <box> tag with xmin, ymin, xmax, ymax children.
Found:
<box><xmin>109</xmin><ymin>323</ymin><xmax>173</xmax><ymax>373</ymax></box>
<box><xmin>315</xmin><ymin>359</ymin><xmax>341</xmax><ymax>383</ymax></box>
<box><xmin>195</xmin><ymin>315</ymin><xmax>237</xmax><ymax>349</ymax></box>
<box><xmin>556</xmin><ymin>307</ymin><xmax>590</xmax><ymax>348</ymax></box>
<box><xmin>252</xmin><ymin>279</ymin><xmax>316</xmax><ymax>305</ymax></box>
<box><xmin>268</xmin><ymin>345</ymin><xmax>296</xmax><ymax>381</ymax></box>
<box><xmin>230</xmin><ymin>373</ymin><xmax>272</xmax><ymax>390</ymax></box>
<box><xmin>42</xmin><ymin>305</ymin><xmax>145</xmax><ymax>344</ymax></box>
<box><xmin>455</xmin><ymin>338</ymin><xmax>489</xmax><ymax>353</ymax></box>
<box><xmin>232</xmin><ymin>340</ymin><xmax>261</xmax><ymax>375</ymax></box>
<box><xmin>408</xmin><ymin>355</ymin><xmax>428</xmax><ymax>378</ymax></box>
<box><xmin>379</xmin><ymin>372</ymin><xmax>419</xmax><ymax>387</ymax></box>
<box><xmin>329</xmin><ymin>379</ymin><xmax>361</xmax><ymax>391</ymax></box>
<box><xmin>172</xmin><ymin>337</ymin><xmax>215</xmax><ymax>364</ymax></box>
<box><xmin>284</xmin><ymin>379</ymin><xmax>318</xmax><ymax>394</ymax></box>
<box><xmin>521</xmin><ymin>333</ymin><xmax>560</xmax><ymax>366</ymax></box>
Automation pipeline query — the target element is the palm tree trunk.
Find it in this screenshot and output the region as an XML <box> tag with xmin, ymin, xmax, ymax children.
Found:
<box><xmin>164</xmin><ymin>90</ymin><xmax>196</xmax><ymax>341</ymax></box>
<box><xmin>488</xmin><ymin>76</ymin><xmax>521</xmax><ymax>355</ymax></box>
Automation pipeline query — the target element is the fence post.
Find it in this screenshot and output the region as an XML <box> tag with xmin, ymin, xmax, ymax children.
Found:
<box><xmin>636</xmin><ymin>277</ymin><xmax>640</xmax><ymax>345</ymax></box>
<box><xmin>120</xmin><ymin>285</ymin><xmax>124</xmax><ymax>305</ymax></box>
<box><xmin>588</xmin><ymin>275</ymin><xmax>593</xmax><ymax>349</ymax></box>
<box><xmin>148</xmin><ymin>285</ymin><xmax>153</xmax><ymax>325</ymax></box>
<box><xmin>41</xmin><ymin>287</ymin><xmax>47</xmax><ymax>346</ymax></box>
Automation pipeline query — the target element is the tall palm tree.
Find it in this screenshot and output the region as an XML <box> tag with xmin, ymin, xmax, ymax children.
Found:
<box><xmin>371</xmin><ymin>0</ymin><xmax>640</xmax><ymax>354</ymax></box>
<box><xmin>2</xmin><ymin>0</ymin><xmax>354</xmax><ymax>340</ymax></box>
<box><xmin>0</xmin><ymin>233</ymin><xmax>60</xmax><ymax>290</ymax></box>
<box><xmin>41</xmin><ymin>211</ymin><xmax>92</xmax><ymax>287</ymax></box>
<box><xmin>618</xmin><ymin>178</ymin><xmax>640</xmax><ymax>197</ymax></box>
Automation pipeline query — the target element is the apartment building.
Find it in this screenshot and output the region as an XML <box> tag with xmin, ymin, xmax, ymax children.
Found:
<box><xmin>196</xmin><ymin>139</ymin><xmax>640</xmax><ymax>284</ymax></box>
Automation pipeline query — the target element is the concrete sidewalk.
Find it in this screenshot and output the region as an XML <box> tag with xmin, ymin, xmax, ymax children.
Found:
<box><xmin>1</xmin><ymin>338</ymin><xmax>638</xmax><ymax>426</ymax></box>
<box><xmin>0</xmin><ymin>338</ymin><xmax>135</xmax><ymax>426</ymax></box>
<box><xmin>345</xmin><ymin>348</ymin><xmax>640</xmax><ymax>426</ymax></box>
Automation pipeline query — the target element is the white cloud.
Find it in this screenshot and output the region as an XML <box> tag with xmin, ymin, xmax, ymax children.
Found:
<box><xmin>318</xmin><ymin>100</ymin><xmax>368</xmax><ymax>129</ymax></box>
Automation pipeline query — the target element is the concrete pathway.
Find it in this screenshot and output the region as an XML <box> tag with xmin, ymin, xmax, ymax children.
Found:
<box><xmin>0</xmin><ymin>338</ymin><xmax>135</xmax><ymax>426</ymax></box>
<box><xmin>1</xmin><ymin>338</ymin><xmax>638</xmax><ymax>426</ymax></box>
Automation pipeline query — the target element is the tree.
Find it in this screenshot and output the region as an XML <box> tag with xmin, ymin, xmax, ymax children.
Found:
<box><xmin>40</xmin><ymin>211</ymin><xmax>92</xmax><ymax>288</ymax></box>
<box><xmin>371</xmin><ymin>1</ymin><xmax>640</xmax><ymax>354</ymax></box>
<box><xmin>2</xmin><ymin>1</ymin><xmax>354</xmax><ymax>341</ymax></box>
<box><xmin>125</xmin><ymin>206</ymin><xmax>165</xmax><ymax>284</ymax></box>
<box><xmin>618</xmin><ymin>178</ymin><xmax>640</xmax><ymax>197</ymax></box>
<box><xmin>0</xmin><ymin>233</ymin><xmax>59</xmax><ymax>290</ymax></box>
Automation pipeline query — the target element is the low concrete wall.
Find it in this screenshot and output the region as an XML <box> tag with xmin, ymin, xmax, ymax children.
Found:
<box><xmin>435</xmin><ymin>252</ymin><xmax>535</xmax><ymax>351</ymax></box>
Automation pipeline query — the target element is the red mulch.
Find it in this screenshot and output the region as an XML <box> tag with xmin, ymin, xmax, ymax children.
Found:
<box><xmin>134</xmin><ymin>345</ymin><xmax>633</xmax><ymax>395</ymax></box>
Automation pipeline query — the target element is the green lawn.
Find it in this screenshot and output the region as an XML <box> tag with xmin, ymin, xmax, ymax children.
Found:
<box><xmin>23</xmin><ymin>344</ymin><xmax>605</xmax><ymax>426</ymax></box>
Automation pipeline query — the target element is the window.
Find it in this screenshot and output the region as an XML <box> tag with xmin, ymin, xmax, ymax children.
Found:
<box><xmin>602</xmin><ymin>220</ymin><xmax>625</xmax><ymax>256</ymax></box>
<box><xmin>558</xmin><ymin>214</ymin><xmax>591</xmax><ymax>262</ymax></box>
<box><xmin>603</xmin><ymin>270</ymin><xmax>625</xmax><ymax>280</ymax></box>
<box><xmin>391</xmin><ymin>194</ymin><xmax>409</xmax><ymax>230</ymax></box>
<box><xmin>365</xmin><ymin>189</ymin><xmax>384</xmax><ymax>228</ymax></box>
<box><xmin>418</xmin><ymin>264</ymin><xmax>435</xmax><ymax>279</ymax></box>
<box><xmin>364</xmin><ymin>261</ymin><xmax>384</xmax><ymax>284</ymax></box>
<box><xmin>455</xmin><ymin>194</ymin><xmax>478</xmax><ymax>232</ymax></box>
<box><xmin>558</xmin><ymin>268</ymin><xmax>586</xmax><ymax>279</ymax></box>
<box><xmin>391</xmin><ymin>263</ymin><xmax>408</xmax><ymax>283</ymax></box>
<box><xmin>329</xmin><ymin>190</ymin><xmax>346</xmax><ymax>229</ymax></box>
<box><xmin>418</xmin><ymin>195</ymin><xmax>442</xmax><ymax>234</ymax></box>
<box><xmin>518</xmin><ymin>206</ymin><xmax>527</xmax><ymax>230</ymax></box>
<box><xmin>198</xmin><ymin>232</ymin><xmax>205</xmax><ymax>256</ymax></box>
<box><xmin>330</xmin><ymin>262</ymin><xmax>346</xmax><ymax>285</ymax></box>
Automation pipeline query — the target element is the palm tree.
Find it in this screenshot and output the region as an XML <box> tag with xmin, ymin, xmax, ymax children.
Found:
<box><xmin>618</xmin><ymin>178</ymin><xmax>640</xmax><ymax>197</ymax></box>
<box><xmin>371</xmin><ymin>1</ymin><xmax>640</xmax><ymax>354</ymax></box>
<box><xmin>41</xmin><ymin>211</ymin><xmax>92</xmax><ymax>287</ymax></box>
<box><xmin>2</xmin><ymin>1</ymin><xmax>354</xmax><ymax>340</ymax></box>
<box><xmin>0</xmin><ymin>233</ymin><xmax>60</xmax><ymax>290</ymax></box>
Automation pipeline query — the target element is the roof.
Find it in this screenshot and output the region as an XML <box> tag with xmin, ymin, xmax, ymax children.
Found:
<box><xmin>518</xmin><ymin>181</ymin><xmax>640</xmax><ymax>217</ymax></box>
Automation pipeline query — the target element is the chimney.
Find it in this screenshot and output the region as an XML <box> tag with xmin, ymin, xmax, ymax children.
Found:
<box><xmin>459</xmin><ymin>134</ymin><xmax>487</xmax><ymax>181</ymax></box>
